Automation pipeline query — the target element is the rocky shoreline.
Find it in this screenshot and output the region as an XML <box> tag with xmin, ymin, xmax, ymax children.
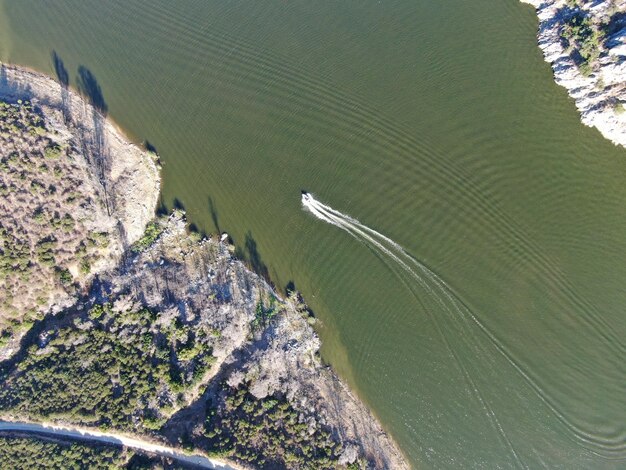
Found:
<box><xmin>521</xmin><ymin>0</ymin><xmax>626</xmax><ymax>148</ymax></box>
<box><xmin>0</xmin><ymin>64</ymin><xmax>408</xmax><ymax>469</ymax></box>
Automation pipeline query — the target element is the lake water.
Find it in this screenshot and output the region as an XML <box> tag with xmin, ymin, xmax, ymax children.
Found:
<box><xmin>2</xmin><ymin>0</ymin><xmax>625</xmax><ymax>467</ymax></box>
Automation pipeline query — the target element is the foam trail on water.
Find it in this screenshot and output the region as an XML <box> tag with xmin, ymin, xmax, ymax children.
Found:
<box><xmin>302</xmin><ymin>192</ymin><xmax>527</xmax><ymax>467</ymax></box>
<box><xmin>301</xmin><ymin>192</ymin><xmax>626</xmax><ymax>459</ymax></box>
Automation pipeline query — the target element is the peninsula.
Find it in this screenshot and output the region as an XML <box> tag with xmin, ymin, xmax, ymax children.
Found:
<box><xmin>0</xmin><ymin>63</ymin><xmax>408</xmax><ymax>469</ymax></box>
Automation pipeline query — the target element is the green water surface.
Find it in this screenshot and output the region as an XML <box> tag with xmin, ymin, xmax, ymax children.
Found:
<box><xmin>1</xmin><ymin>1</ymin><xmax>625</xmax><ymax>467</ymax></box>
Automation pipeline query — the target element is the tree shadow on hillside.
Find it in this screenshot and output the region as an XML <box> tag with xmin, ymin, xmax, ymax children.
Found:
<box><xmin>159</xmin><ymin>319</ymin><xmax>276</xmax><ymax>449</ymax></box>
<box><xmin>0</xmin><ymin>277</ymin><xmax>110</xmax><ymax>375</ymax></box>
<box><xmin>74</xmin><ymin>65</ymin><xmax>112</xmax><ymax>215</ymax></box>
<box><xmin>0</xmin><ymin>63</ymin><xmax>8</xmax><ymax>91</ymax></box>
<box><xmin>603</xmin><ymin>11</ymin><xmax>626</xmax><ymax>41</ymax></box>
<box><xmin>0</xmin><ymin>63</ymin><xmax>33</xmax><ymax>101</ymax></box>
<box><xmin>76</xmin><ymin>65</ymin><xmax>108</xmax><ymax>161</ymax></box>
<box><xmin>76</xmin><ymin>65</ymin><xmax>108</xmax><ymax>155</ymax></box>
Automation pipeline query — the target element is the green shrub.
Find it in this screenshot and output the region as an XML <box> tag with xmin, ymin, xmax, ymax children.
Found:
<box><xmin>561</xmin><ymin>12</ymin><xmax>603</xmax><ymax>73</ymax></box>
<box><xmin>33</xmin><ymin>208</ymin><xmax>46</xmax><ymax>223</ymax></box>
<box><xmin>36</xmin><ymin>239</ymin><xmax>57</xmax><ymax>266</ymax></box>
<box><xmin>61</xmin><ymin>213</ymin><xmax>75</xmax><ymax>231</ymax></box>
<box><xmin>88</xmin><ymin>304</ymin><xmax>107</xmax><ymax>320</ymax></box>
<box><xmin>252</xmin><ymin>296</ymin><xmax>280</xmax><ymax>329</ymax></box>
<box><xmin>55</xmin><ymin>267</ymin><xmax>73</xmax><ymax>286</ymax></box>
<box><xmin>80</xmin><ymin>258</ymin><xmax>91</xmax><ymax>274</ymax></box>
<box><xmin>88</xmin><ymin>231</ymin><xmax>110</xmax><ymax>248</ymax></box>
<box><xmin>205</xmin><ymin>383</ymin><xmax>343</xmax><ymax>469</ymax></box>
<box><xmin>43</xmin><ymin>143</ymin><xmax>63</xmax><ymax>159</ymax></box>
<box><xmin>131</xmin><ymin>222</ymin><xmax>163</xmax><ymax>253</ymax></box>
<box><xmin>0</xmin><ymin>302</ymin><xmax>216</xmax><ymax>432</ymax></box>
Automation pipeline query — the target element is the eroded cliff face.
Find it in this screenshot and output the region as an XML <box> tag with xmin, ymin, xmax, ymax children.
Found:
<box><xmin>522</xmin><ymin>0</ymin><xmax>626</xmax><ymax>148</ymax></box>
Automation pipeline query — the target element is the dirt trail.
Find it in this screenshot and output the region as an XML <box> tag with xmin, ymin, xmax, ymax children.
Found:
<box><xmin>0</xmin><ymin>420</ymin><xmax>237</xmax><ymax>470</ymax></box>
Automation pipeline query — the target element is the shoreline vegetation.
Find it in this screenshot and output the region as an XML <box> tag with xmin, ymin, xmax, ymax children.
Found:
<box><xmin>521</xmin><ymin>0</ymin><xmax>626</xmax><ymax>148</ymax></box>
<box><xmin>0</xmin><ymin>62</ymin><xmax>408</xmax><ymax>469</ymax></box>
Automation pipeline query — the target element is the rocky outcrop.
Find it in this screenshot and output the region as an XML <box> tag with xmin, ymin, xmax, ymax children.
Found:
<box><xmin>521</xmin><ymin>0</ymin><xmax>626</xmax><ymax>148</ymax></box>
<box><xmin>113</xmin><ymin>214</ymin><xmax>409</xmax><ymax>469</ymax></box>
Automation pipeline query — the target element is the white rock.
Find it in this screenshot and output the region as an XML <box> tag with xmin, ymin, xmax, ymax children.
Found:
<box><xmin>521</xmin><ymin>0</ymin><xmax>626</xmax><ymax>148</ymax></box>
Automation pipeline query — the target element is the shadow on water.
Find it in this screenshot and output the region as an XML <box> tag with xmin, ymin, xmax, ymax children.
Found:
<box><xmin>234</xmin><ymin>231</ymin><xmax>270</xmax><ymax>282</ymax></box>
<box><xmin>173</xmin><ymin>198</ymin><xmax>185</xmax><ymax>211</ymax></box>
<box><xmin>188</xmin><ymin>222</ymin><xmax>208</xmax><ymax>240</ymax></box>
<box><xmin>51</xmin><ymin>50</ymin><xmax>69</xmax><ymax>87</ymax></box>
<box><xmin>285</xmin><ymin>280</ymin><xmax>296</xmax><ymax>295</ymax></box>
<box><xmin>144</xmin><ymin>140</ymin><xmax>162</xmax><ymax>166</ymax></box>
<box><xmin>208</xmin><ymin>197</ymin><xmax>221</xmax><ymax>234</ymax></box>
<box><xmin>159</xmin><ymin>195</ymin><xmax>276</xmax><ymax>286</ymax></box>
<box><xmin>144</xmin><ymin>140</ymin><xmax>158</xmax><ymax>154</ymax></box>
<box><xmin>76</xmin><ymin>65</ymin><xmax>107</xmax><ymax>114</ymax></box>
<box><xmin>156</xmin><ymin>198</ymin><xmax>186</xmax><ymax>219</ymax></box>
<box><xmin>156</xmin><ymin>198</ymin><xmax>170</xmax><ymax>217</ymax></box>
<box><xmin>50</xmin><ymin>50</ymin><xmax>71</xmax><ymax>122</ymax></box>
<box><xmin>0</xmin><ymin>64</ymin><xmax>7</xmax><ymax>90</ymax></box>
<box><xmin>285</xmin><ymin>280</ymin><xmax>317</xmax><ymax>319</ymax></box>
<box><xmin>157</xmin><ymin>198</ymin><xmax>207</xmax><ymax>238</ymax></box>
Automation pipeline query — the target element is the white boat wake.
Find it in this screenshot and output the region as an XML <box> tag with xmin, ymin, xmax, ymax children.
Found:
<box><xmin>301</xmin><ymin>192</ymin><xmax>626</xmax><ymax>462</ymax></box>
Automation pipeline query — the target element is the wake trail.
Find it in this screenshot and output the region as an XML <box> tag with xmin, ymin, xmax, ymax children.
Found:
<box><xmin>317</xmin><ymin>192</ymin><xmax>625</xmax><ymax>358</ymax></box>
<box><xmin>302</xmin><ymin>194</ymin><xmax>527</xmax><ymax>468</ymax></box>
<box><xmin>301</xmin><ymin>193</ymin><xmax>626</xmax><ymax>458</ymax></box>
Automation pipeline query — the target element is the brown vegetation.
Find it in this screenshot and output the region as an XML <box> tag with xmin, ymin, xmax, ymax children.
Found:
<box><xmin>0</xmin><ymin>62</ymin><xmax>160</xmax><ymax>358</ymax></box>
<box><xmin>0</xmin><ymin>98</ymin><xmax>117</xmax><ymax>346</ymax></box>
